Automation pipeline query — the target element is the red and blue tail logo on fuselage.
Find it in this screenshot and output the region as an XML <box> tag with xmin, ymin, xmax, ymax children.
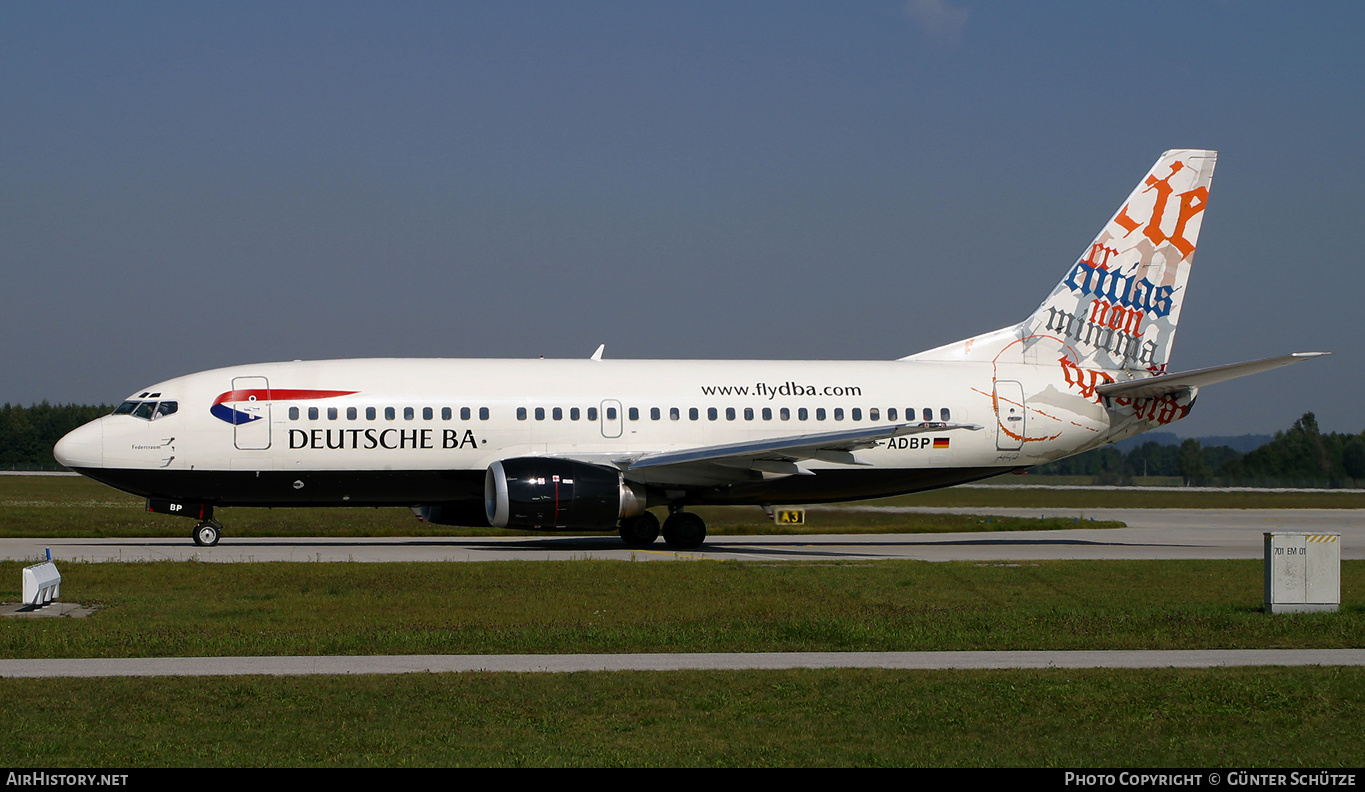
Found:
<box><xmin>210</xmin><ymin>389</ymin><xmax>358</xmax><ymax>425</ymax></box>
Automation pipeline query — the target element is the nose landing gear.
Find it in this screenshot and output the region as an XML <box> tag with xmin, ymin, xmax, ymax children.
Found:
<box><xmin>192</xmin><ymin>520</ymin><xmax>222</xmax><ymax>547</ymax></box>
<box><xmin>146</xmin><ymin>499</ymin><xmax>222</xmax><ymax>547</ymax></box>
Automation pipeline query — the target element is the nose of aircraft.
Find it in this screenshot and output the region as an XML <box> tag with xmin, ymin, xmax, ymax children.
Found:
<box><xmin>54</xmin><ymin>418</ymin><xmax>104</xmax><ymax>469</ymax></box>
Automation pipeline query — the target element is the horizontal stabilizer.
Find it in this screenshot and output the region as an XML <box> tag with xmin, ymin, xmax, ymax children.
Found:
<box><xmin>1095</xmin><ymin>353</ymin><xmax>1328</xmax><ymax>400</ymax></box>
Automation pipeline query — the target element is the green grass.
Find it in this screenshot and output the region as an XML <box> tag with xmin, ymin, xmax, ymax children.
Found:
<box><xmin>2</xmin><ymin>667</ymin><xmax>1363</xmax><ymax>767</ymax></box>
<box><xmin>2</xmin><ymin>560</ymin><xmax>1362</xmax><ymax>658</ymax></box>
<box><xmin>3</xmin><ymin>475</ymin><xmax>1363</xmax><ymax>767</ymax></box>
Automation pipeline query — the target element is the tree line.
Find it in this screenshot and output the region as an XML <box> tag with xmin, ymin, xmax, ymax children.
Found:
<box><xmin>0</xmin><ymin>402</ymin><xmax>112</xmax><ymax>469</ymax></box>
<box><xmin>3</xmin><ymin>403</ymin><xmax>1362</xmax><ymax>487</ymax></box>
<box><xmin>1034</xmin><ymin>413</ymin><xmax>1365</xmax><ymax>487</ymax></box>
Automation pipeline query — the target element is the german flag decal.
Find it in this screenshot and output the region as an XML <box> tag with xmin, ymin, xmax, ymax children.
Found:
<box><xmin>933</xmin><ymin>438</ymin><xmax>950</xmax><ymax>450</ymax></box>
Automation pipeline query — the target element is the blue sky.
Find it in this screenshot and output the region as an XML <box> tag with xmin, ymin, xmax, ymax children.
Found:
<box><xmin>2</xmin><ymin>1</ymin><xmax>1360</xmax><ymax>437</ymax></box>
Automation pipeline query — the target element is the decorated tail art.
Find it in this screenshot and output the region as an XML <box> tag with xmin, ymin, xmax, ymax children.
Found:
<box><xmin>900</xmin><ymin>150</ymin><xmax>1223</xmax><ymax>440</ymax></box>
<box><xmin>1026</xmin><ymin>149</ymin><xmax>1216</xmax><ymax>373</ymax></box>
<box><xmin>907</xmin><ymin>150</ymin><xmax>1218</xmax><ymax>374</ymax></box>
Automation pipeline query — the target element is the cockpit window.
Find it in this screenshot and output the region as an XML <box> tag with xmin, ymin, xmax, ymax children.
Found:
<box><xmin>113</xmin><ymin>400</ymin><xmax>178</xmax><ymax>420</ymax></box>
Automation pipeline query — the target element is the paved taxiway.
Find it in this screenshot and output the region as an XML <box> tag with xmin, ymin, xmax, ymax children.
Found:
<box><xmin>2</xmin><ymin>507</ymin><xmax>1360</xmax><ymax>563</ymax></box>
<box><xmin>4</xmin><ymin>650</ymin><xmax>1365</xmax><ymax>678</ymax></box>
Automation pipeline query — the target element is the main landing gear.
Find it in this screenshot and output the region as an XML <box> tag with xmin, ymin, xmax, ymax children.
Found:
<box><xmin>618</xmin><ymin>509</ymin><xmax>707</xmax><ymax>550</ymax></box>
<box><xmin>618</xmin><ymin>511</ymin><xmax>660</xmax><ymax>547</ymax></box>
<box><xmin>192</xmin><ymin>520</ymin><xmax>222</xmax><ymax>547</ymax></box>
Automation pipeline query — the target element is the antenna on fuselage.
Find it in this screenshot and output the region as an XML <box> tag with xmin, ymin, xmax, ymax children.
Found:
<box><xmin>590</xmin><ymin>344</ymin><xmax>605</xmax><ymax>361</ymax></box>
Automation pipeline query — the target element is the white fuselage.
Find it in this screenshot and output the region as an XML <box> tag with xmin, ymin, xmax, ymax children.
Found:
<box><xmin>55</xmin><ymin>354</ymin><xmax>1141</xmax><ymax>511</ymax></box>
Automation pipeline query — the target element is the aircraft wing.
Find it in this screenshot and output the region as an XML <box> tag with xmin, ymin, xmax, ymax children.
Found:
<box><xmin>1095</xmin><ymin>352</ymin><xmax>1328</xmax><ymax>400</ymax></box>
<box><xmin>606</xmin><ymin>421</ymin><xmax>983</xmax><ymax>476</ymax></box>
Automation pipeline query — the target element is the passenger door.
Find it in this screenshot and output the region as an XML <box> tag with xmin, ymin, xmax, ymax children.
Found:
<box><xmin>232</xmin><ymin>376</ymin><xmax>271</xmax><ymax>450</ymax></box>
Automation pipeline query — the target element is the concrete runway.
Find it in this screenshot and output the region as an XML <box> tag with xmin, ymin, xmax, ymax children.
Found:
<box><xmin>2</xmin><ymin>507</ymin><xmax>1360</xmax><ymax>563</ymax></box>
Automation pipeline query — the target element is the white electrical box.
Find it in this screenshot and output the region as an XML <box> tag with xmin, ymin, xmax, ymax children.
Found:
<box><xmin>22</xmin><ymin>561</ymin><xmax>61</xmax><ymax>608</ymax></box>
<box><xmin>1264</xmin><ymin>532</ymin><xmax>1340</xmax><ymax>614</ymax></box>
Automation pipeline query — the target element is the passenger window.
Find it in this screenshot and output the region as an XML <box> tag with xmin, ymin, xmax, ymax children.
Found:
<box><xmin>628</xmin><ymin>407</ymin><xmax>639</xmax><ymax>421</ymax></box>
<box><xmin>798</xmin><ymin>408</ymin><xmax>808</xmax><ymax>421</ymax></box>
<box><xmin>708</xmin><ymin>408</ymin><xmax>718</xmax><ymax>421</ymax></box>
<box><xmin>517</xmin><ymin>407</ymin><xmax>527</xmax><ymax>420</ymax></box>
<box><xmin>606</xmin><ymin>407</ymin><xmax>617</xmax><ymax>420</ymax></box>
<box><xmin>941</xmin><ymin>408</ymin><xmax>951</xmax><ymax>421</ymax></box>
<box><xmin>689</xmin><ymin>408</ymin><xmax>699</xmax><ymax>421</ymax></box>
<box><xmin>834</xmin><ymin>408</ymin><xmax>844</xmax><ymax>421</ymax></box>
<box><xmin>851</xmin><ymin>408</ymin><xmax>861</xmax><ymax>421</ymax></box>
<box><xmin>308</xmin><ymin>407</ymin><xmax>319</xmax><ymax>420</ymax></box>
<box><xmin>385</xmin><ymin>407</ymin><xmax>396</xmax><ymax>421</ymax></box>
<box><xmin>535</xmin><ymin>407</ymin><xmax>545</xmax><ymax>420</ymax></box>
<box><xmin>725</xmin><ymin>407</ymin><xmax>736</xmax><ymax>421</ymax></box>
<box><xmin>588</xmin><ymin>407</ymin><xmax>598</xmax><ymax>421</ymax></box>
<box><xmin>328</xmin><ymin>407</ymin><xmax>338</xmax><ymax>420</ymax></box>
<box><xmin>289</xmin><ymin>407</ymin><xmax>300</xmax><ymax>420</ymax></box>
<box><xmin>780</xmin><ymin>407</ymin><xmax>790</xmax><ymax>421</ymax></box>
<box><xmin>888</xmin><ymin>408</ymin><xmax>897</xmax><ymax>421</ymax></box>
<box><xmin>367</xmin><ymin>407</ymin><xmax>377</xmax><ymax>421</ymax></box>
<box><xmin>869</xmin><ymin>408</ymin><xmax>879</xmax><ymax>421</ymax></box>
<box><xmin>404</xmin><ymin>407</ymin><xmax>415</xmax><ymax>420</ymax></box>
<box><xmin>923</xmin><ymin>408</ymin><xmax>932</xmax><ymax>421</ymax></box>
<box><xmin>347</xmin><ymin>407</ymin><xmax>358</xmax><ymax>420</ymax></box>
<box><xmin>441</xmin><ymin>407</ymin><xmax>451</xmax><ymax>420</ymax></box>
<box><xmin>816</xmin><ymin>408</ymin><xmax>826</xmax><ymax>421</ymax></box>
<box><xmin>744</xmin><ymin>408</ymin><xmax>754</xmax><ymax>420</ymax></box>
<box><xmin>651</xmin><ymin>407</ymin><xmax>661</xmax><ymax>420</ymax></box>
<box><xmin>422</xmin><ymin>407</ymin><xmax>432</xmax><ymax>420</ymax></box>
<box><xmin>762</xmin><ymin>408</ymin><xmax>772</xmax><ymax>420</ymax></box>
<box><xmin>479</xmin><ymin>407</ymin><xmax>489</xmax><ymax>420</ymax></box>
<box><xmin>670</xmin><ymin>407</ymin><xmax>680</xmax><ymax>421</ymax></box>
<box><xmin>570</xmin><ymin>407</ymin><xmax>580</xmax><ymax>421</ymax></box>
<box><xmin>553</xmin><ymin>407</ymin><xmax>563</xmax><ymax>420</ymax></box>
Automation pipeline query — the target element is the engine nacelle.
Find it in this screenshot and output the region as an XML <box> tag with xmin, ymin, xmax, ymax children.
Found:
<box><xmin>485</xmin><ymin>458</ymin><xmax>647</xmax><ymax>529</ymax></box>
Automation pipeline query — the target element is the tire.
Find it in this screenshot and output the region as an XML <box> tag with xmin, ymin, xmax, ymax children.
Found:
<box><xmin>662</xmin><ymin>512</ymin><xmax>706</xmax><ymax>549</ymax></box>
<box><xmin>193</xmin><ymin>521</ymin><xmax>221</xmax><ymax>547</ymax></box>
<box><xmin>619</xmin><ymin>512</ymin><xmax>660</xmax><ymax>547</ymax></box>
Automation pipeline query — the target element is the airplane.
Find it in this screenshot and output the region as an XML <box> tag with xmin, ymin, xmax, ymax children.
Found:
<box><xmin>54</xmin><ymin>149</ymin><xmax>1325</xmax><ymax>549</ymax></box>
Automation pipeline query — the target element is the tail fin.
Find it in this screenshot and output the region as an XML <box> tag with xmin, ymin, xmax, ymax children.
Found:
<box><xmin>907</xmin><ymin>149</ymin><xmax>1217</xmax><ymax>373</ymax></box>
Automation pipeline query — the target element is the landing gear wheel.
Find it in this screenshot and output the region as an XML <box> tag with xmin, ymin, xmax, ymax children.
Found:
<box><xmin>662</xmin><ymin>512</ymin><xmax>706</xmax><ymax>550</ymax></box>
<box><xmin>192</xmin><ymin>521</ymin><xmax>221</xmax><ymax>547</ymax></box>
<box><xmin>619</xmin><ymin>512</ymin><xmax>661</xmax><ymax>547</ymax></box>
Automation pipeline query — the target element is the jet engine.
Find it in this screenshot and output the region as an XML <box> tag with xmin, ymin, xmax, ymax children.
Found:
<box><xmin>485</xmin><ymin>458</ymin><xmax>648</xmax><ymax>529</ymax></box>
